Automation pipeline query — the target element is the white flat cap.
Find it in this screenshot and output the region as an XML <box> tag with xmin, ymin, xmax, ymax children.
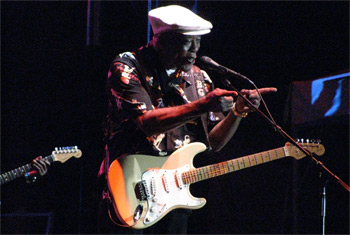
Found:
<box><xmin>148</xmin><ymin>5</ymin><xmax>213</xmax><ymax>35</ymax></box>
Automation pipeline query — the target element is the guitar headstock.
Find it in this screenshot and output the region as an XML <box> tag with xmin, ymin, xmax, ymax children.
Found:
<box><xmin>52</xmin><ymin>146</ymin><xmax>82</xmax><ymax>163</ymax></box>
<box><xmin>284</xmin><ymin>140</ymin><xmax>325</xmax><ymax>160</ymax></box>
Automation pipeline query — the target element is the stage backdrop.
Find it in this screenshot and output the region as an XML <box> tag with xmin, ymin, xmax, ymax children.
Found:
<box><xmin>1</xmin><ymin>1</ymin><xmax>349</xmax><ymax>234</ymax></box>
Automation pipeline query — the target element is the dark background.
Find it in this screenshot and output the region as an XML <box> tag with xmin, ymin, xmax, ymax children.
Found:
<box><xmin>1</xmin><ymin>1</ymin><xmax>349</xmax><ymax>234</ymax></box>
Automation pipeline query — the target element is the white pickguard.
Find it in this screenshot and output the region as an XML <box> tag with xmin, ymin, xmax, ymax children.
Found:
<box><xmin>141</xmin><ymin>164</ymin><xmax>204</xmax><ymax>225</ymax></box>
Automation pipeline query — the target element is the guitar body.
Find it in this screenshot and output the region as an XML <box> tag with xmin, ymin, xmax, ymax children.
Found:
<box><xmin>107</xmin><ymin>142</ymin><xmax>207</xmax><ymax>229</ymax></box>
<box><xmin>107</xmin><ymin>140</ymin><xmax>325</xmax><ymax>229</ymax></box>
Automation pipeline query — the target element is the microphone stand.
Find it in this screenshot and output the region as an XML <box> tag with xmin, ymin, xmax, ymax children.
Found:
<box><xmin>321</xmin><ymin>178</ymin><xmax>328</xmax><ymax>235</ymax></box>
<box><xmin>220</xmin><ymin>73</ymin><xmax>349</xmax><ymax>192</ymax></box>
<box><xmin>219</xmin><ymin>72</ymin><xmax>349</xmax><ymax>234</ymax></box>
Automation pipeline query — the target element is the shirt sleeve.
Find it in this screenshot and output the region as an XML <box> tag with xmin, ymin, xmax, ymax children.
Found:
<box><xmin>106</xmin><ymin>57</ymin><xmax>154</xmax><ymax>119</ymax></box>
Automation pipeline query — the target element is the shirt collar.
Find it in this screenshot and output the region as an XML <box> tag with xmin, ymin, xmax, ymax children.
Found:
<box><xmin>167</xmin><ymin>69</ymin><xmax>192</xmax><ymax>87</ymax></box>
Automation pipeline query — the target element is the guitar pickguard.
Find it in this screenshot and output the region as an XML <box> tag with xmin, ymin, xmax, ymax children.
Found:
<box><xmin>140</xmin><ymin>164</ymin><xmax>204</xmax><ymax>225</ymax></box>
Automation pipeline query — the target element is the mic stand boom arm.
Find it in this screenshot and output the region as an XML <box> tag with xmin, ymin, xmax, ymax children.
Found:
<box><xmin>220</xmin><ymin>74</ymin><xmax>350</xmax><ymax>193</ymax></box>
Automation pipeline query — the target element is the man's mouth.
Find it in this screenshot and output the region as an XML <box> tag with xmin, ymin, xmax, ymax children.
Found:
<box><xmin>186</xmin><ymin>57</ymin><xmax>195</xmax><ymax>64</ymax></box>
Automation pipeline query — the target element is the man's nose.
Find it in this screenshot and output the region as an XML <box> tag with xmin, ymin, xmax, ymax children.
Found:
<box><xmin>189</xmin><ymin>40</ymin><xmax>200</xmax><ymax>52</ymax></box>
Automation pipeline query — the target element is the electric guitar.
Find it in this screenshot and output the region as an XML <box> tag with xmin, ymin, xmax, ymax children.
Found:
<box><xmin>107</xmin><ymin>141</ymin><xmax>325</xmax><ymax>229</ymax></box>
<box><xmin>0</xmin><ymin>146</ymin><xmax>82</xmax><ymax>185</ymax></box>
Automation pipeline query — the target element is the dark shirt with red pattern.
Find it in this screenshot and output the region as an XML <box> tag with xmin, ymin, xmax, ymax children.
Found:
<box><xmin>103</xmin><ymin>44</ymin><xmax>223</xmax><ymax>167</ymax></box>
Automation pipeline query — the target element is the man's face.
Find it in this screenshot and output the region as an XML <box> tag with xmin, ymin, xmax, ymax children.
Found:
<box><xmin>159</xmin><ymin>33</ymin><xmax>201</xmax><ymax>72</ymax></box>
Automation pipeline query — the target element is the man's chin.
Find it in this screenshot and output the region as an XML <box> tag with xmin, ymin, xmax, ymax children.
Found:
<box><xmin>179</xmin><ymin>63</ymin><xmax>193</xmax><ymax>72</ymax></box>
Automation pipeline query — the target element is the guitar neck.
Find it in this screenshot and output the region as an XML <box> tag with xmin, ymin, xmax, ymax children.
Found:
<box><xmin>0</xmin><ymin>155</ymin><xmax>54</xmax><ymax>185</ymax></box>
<box><xmin>182</xmin><ymin>146</ymin><xmax>288</xmax><ymax>184</ymax></box>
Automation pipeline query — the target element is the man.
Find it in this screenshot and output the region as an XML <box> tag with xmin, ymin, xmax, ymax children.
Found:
<box><xmin>98</xmin><ymin>5</ymin><xmax>277</xmax><ymax>234</ymax></box>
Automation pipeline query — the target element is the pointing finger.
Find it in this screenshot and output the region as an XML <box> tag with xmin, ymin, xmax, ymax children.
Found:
<box><xmin>257</xmin><ymin>87</ymin><xmax>277</xmax><ymax>95</ymax></box>
<box><xmin>222</xmin><ymin>90</ymin><xmax>238</xmax><ymax>97</ymax></box>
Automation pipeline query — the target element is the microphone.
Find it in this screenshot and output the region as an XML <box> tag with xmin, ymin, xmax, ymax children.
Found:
<box><xmin>199</xmin><ymin>56</ymin><xmax>251</xmax><ymax>83</ymax></box>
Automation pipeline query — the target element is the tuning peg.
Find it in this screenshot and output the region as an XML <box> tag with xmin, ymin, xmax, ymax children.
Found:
<box><xmin>306</xmin><ymin>139</ymin><xmax>309</xmax><ymax>143</ymax></box>
<box><xmin>316</xmin><ymin>139</ymin><xmax>321</xmax><ymax>147</ymax></box>
<box><xmin>53</xmin><ymin>146</ymin><xmax>79</xmax><ymax>154</ymax></box>
<box><xmin>296</xmin><ymin>138</ymin><xmax>300</xmax><ymax>143</ymax></box>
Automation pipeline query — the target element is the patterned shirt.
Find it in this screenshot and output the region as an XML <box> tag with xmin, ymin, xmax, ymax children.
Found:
<box><xmin>103</xmin><ymin>44</ymin><xmax>223</xmax><ymax>164</ymax></box>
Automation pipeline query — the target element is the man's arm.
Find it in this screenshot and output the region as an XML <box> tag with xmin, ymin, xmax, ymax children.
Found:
<box><xmin>208</xmin><ymin>87</ymin><xmax>278</xmax><ymax>151</ymax></box>
<box><xmin>109</xmin><ymin>60</ymin><xmax>276</xmax><ymax>147</ymax></box>
<box><xmin>134</xmin><ymin>88</ymin><xmax>238</xmax><ymax>136</ymax></box>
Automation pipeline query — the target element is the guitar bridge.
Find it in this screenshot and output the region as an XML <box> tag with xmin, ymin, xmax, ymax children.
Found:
<box><xmin>135</xmin><ymin>180</ymin><xmax>148</xmax><ymax>201</ymax></box>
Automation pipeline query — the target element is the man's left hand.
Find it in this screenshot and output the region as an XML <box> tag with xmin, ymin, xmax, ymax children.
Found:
<box><xmin>235</xmin><ymin>87</ymin><xmax>277</xmax><ymax>114</ymax></box>
<box><xmin>32</xmin><ymin>156</ymin><xmax>51</xmax><ymax>176</ymax></box>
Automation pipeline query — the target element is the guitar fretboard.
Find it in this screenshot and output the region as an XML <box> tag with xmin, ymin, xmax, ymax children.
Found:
<box><xmin>182</xmin><ymin>146</ymin><xmax>287</xmax><ymax>184</ymax></box>
<box><xmin>0</xmin><ymin>155</ymin><xmax>54</xmax><ymax>185</ymax></box>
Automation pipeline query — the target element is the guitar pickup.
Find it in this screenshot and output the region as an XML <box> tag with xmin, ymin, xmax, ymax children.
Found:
<box><xmin>175</xmin><ymin>171</ymin><xmax>183</xmax><ymax>189</ymax></box>
<box><xmin>151</xmin><ymin>177</ymin><xmax>156</xmax><ymax>196</ymax></box>
<box><xmin>162</xmin><ymin>173</ymin><xmax>169</xmax><ymax>193</ymax></box>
